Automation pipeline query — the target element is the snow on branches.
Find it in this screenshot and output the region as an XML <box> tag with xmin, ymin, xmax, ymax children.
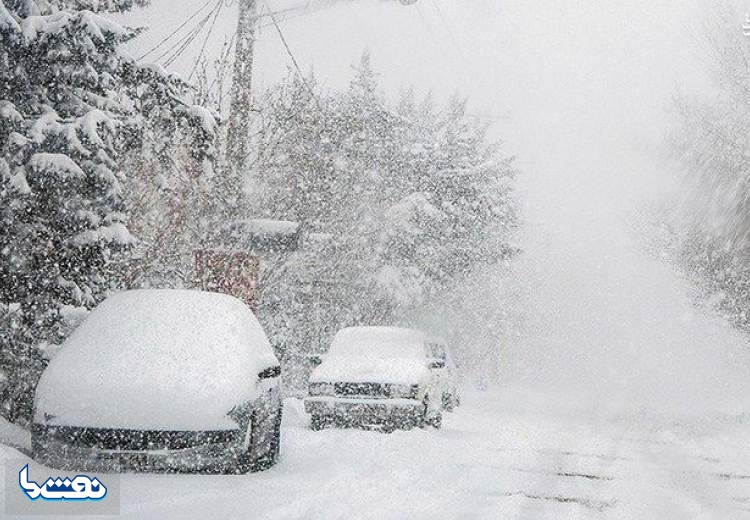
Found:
<box><xmin>0</xmin><ymin>0</ymin><xmax>215</xmax><ymax>422</ymax></box>
<box><xmin>253</xmin><ymin>57</ymin><xmax>517</xmax><ymax>388</ymax></box>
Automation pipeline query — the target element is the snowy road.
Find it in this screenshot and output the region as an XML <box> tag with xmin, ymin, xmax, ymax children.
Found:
<box><xmin>2</xmin><ymin>388</ymin><xmax>749</xmax><ymax>519</ymax></box>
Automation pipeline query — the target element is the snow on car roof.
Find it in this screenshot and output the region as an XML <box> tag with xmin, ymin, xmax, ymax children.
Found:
<box><xmin>35</xmin><ymin>290</ymin><xmax>277</xmax><ymax>430</ymax></box>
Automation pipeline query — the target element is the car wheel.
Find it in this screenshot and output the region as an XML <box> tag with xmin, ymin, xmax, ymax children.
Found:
<box><xmin>272</xmin><ymin>408</ymin><xmax>282</xmax><ymax>459</ymax></box>
<box><xmin>234</xmin><ymin>408</ymin><xmax>282</xmax><ymax>474</ymax></box>
<box><xmin>264</xmin><ymin>407</ymin><xmax>282</xmax><ymax>465</ymax></box>
<box><xmin>310</xmin><ymin>414</ymin><xmax>327</xmax><ymax>431</ymax></box>
<box><xmin>429</xmin><ymin>410</ymin><xmax>443</xmax><ymax>429</ymax></box>
<box><xmin>419</xmin><ymin>396</ymin><xmax>442</xmax><ymax>429</ymax></box>
<box><xmin>381</xmin><ymin>420</ymin><xmax>396</xmax><ymax>434</ymax></box>
<box><xmin>442</xmin><ymin>393</ymin><xmax>455</xmax><ymax>412</ymax></box>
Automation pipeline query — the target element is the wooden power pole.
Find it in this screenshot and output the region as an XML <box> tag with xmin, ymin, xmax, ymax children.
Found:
<box><xmin>226</xmin><ymin>0</ymin><xmax>257</xmax><ymax>176</ymax></box>
<box><xmin>225</xmin><ymin>0</ymin><xmax>418</xmax><ymax>181</ymax></box>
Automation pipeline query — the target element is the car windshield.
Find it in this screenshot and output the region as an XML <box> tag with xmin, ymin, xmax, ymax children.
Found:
<box><xmin>327</xmin><ymin>328</ymin><xmax>426</xmax><ymax>360</ymax></box>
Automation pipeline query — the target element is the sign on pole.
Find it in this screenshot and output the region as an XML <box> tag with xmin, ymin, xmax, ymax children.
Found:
<box><xmin>194</xmin><ymin>249</ymin><xmax>260</xmax><ymax>312</ymax></box>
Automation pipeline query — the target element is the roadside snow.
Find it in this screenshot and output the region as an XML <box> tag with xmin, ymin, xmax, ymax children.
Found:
<box><xmin>2</xmin><ymin>390</ymin><xmax>748</xmax><ymax>519</ymax></box>
<box><xmin>0</xmin><ymin>417</ymin><xmax>29</xmax><ymax>453</ymax></box>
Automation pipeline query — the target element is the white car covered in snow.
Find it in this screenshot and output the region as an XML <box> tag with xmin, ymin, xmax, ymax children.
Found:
<box><xmin>304</xmin><ymin>326</ymin><xmax>458</xmax><ymax>432</ymax></box>
<box><xmin>32</xmin><ymin>290</ymin><xmax>282</xmax><ymax>474</ymax></box>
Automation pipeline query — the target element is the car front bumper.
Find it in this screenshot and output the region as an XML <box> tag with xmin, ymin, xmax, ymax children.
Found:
<box><xmin>31</xmin><ymin>424</ymin><xmax>245</xmax><ymax>473</ymax></box>
<box><xmin>304</xmin><ymin>396</ymin><xmax>424</xmax><ymax>427</ymax></box>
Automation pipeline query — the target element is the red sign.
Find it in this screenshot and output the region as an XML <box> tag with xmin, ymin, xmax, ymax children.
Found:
<box><xmin>194</xmin><ymin>249</ymin><xmax>260</xmax><ymax>312</ymax></box>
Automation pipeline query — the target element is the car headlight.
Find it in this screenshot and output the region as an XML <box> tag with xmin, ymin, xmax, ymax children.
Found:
<box><xmin>309</xmin><ymin>382</ymin><xmax>335</xmax><ymax>396</ymax></box>
<box><xmin>389</xmin><ymin>384</ymin><xmax>419</xmax><ymax>399</ymax></box>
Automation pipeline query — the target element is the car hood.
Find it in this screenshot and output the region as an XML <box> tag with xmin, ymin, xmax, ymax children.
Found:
<box><xmin>34</xmin><ymin>290</ymin><xmax>277</xmax><ymax>431</ymax></box>
<box><xmin>310</xmin><ymin>356</ymin><xmax>429</xmax><ymax>386</ymax></box>
<box><xmin>34</xmin><ymin>369</ymin><xmax>251</xmax><ymax>431</ymax></box>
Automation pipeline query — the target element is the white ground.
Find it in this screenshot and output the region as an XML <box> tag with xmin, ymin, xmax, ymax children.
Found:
<box><xmin>2</xmin><ymin>390</ymin><xmax>750</xmax><ymax>519</ymax></box>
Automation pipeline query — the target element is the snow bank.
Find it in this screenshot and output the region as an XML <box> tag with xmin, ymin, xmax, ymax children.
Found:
<box><xmin>0</xmin><ymin>417</ymin><xmax>30</xmax><ymax>453</ymax></box>
<box><xmin>34</xmin><ymin>290</ymin><xmax>277</xmax><ymax>431</ymax></box>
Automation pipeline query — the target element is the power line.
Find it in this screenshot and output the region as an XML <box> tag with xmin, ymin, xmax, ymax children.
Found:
<box><xmin>136</xmin><ymin>0</ymin><xmax>216</xmax><ymax>61</ymax></box>
<box><xmin>188</xmin><ymin>0</ymin><xmax>225</xmax><ymax>79</ymax></box>
<box><xmin>264</xmin><ymin>0</ymin><xmax>318</xmax><ymax>101</ymax></box>
<box><xmin>155</xmin><ymin>9</ymin><xmax>213</xmax><ymax>65</ymax></box>
<box><xmin>427</xmin><ymin>0</ymin><xmax>466</xmax><ymax>62</ymax></box>
<box><xmin>162</xmin><ymin>1</ymin><xmax>224</xmax><ymax>68</ymax></box>
<box><xmin>161</xmin><ymin>16</ymin><xmax>211</xmax><ymax>67</ymax></box>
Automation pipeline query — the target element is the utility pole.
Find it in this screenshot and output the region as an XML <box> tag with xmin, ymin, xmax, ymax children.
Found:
<box><xmin>226</xmin><ymin>0</ymin><xmax>257</xmax><ymax>179</ymax></box>
<box><xmin>225</xmin><ymin>0</ymin><xmax>417</xmax><ymax>184</ymax></box>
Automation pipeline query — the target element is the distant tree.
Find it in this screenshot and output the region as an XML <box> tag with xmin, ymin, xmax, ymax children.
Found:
<box><xmin>253</xmin><ymin>55</ymin><xmax>517</xmax><ymax>389</ymax></box>
<box><xmin>668</xmin><ymin>4</ymin><xmax>750</xmax><ymax>329</ymax></box>
<box><xmin>0</xmin><ymin>0</ymin><xmax>215</xmax><ymax>422</ymax></box>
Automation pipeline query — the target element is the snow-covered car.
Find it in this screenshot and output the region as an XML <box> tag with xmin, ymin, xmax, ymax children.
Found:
<box><xmin>32</xmin><ymin>290</ymin><xmax>282</xmax><ymax>474</ymax></box>
<box><xmin>304</xmin><ymin>326</ymin><xmax>450</xmax><ymax>432</ymax></box>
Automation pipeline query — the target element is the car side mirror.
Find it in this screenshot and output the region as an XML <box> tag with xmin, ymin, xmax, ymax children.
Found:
<box><xmin>428</xmin><ymin>359</ymin><xmax>446</xmax><ymax>369</ymax></box>
<box><xmin>258</xmin><ymin>365</ymin><xmax>281</xmax><ymax>380</ymax></box>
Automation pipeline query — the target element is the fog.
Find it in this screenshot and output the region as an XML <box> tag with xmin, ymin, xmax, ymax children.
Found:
<box><xmin>123</xmin><ymin>0</ymin><xmax>750</xmax><ymax>414</ymax></box>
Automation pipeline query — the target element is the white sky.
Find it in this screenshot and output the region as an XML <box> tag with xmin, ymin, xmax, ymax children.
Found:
<box><xmin>120</xmin><ymin>1</ymin><xmax>750</xmax><ymax>411</ymax></box>
<box><xmin>119</xmin><ymin>1</ymin><xmax>713</xmax><ymax>143</ymax></box>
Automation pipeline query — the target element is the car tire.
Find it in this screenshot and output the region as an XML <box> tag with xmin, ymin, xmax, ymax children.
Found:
<box><xmin>310</xmin><ymin>414</ymin><xmax>327</xmax><ymax>431</ymax></box>
<box><xmin>442</xmin><ymin>393</ymin><xmax>455</xmax><ymax>412</ymax></box>
<box><xmin>381</xmin><ymin>420</ymin><xmax>396</xmax><ymax>434</ymax></box>
<box><xmin>429</xmin><ymin>410</ymin><xmax>443</xmax><ymax>429</ymax></box>
<box><xmin>419</xmin><ymin>397</ymin><xmax>443</xmax><ymax>430</ymax></box>
<box><xmin>235</xmin><ymin>408</ymin><xmax>282</xmax><ymax>474</ymax></box>
<box><xmin>271</xmin><ymin>408</ymin><xmax>282</xmax><ymax>460</ymax></box>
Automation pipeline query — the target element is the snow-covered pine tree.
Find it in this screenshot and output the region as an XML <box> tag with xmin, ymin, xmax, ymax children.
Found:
<box><xmin>667</xmin><ymin>6</ymin><xmax>750</xmax><ymax>331</ymax></box>
<box><xmin>253</xmin><ymin>56</ymin><xmax>517</xmax><ymax>390</ymax></box>
<box><xmin>0</xmin><ymin>0</ymin><xmax>215</xmax><ymax>422</ymax></box>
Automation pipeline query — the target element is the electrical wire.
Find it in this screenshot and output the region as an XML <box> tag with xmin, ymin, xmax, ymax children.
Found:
<box><xmin>427</xmin><ymin>0</ymin><xmax>466</xmax><ymax>62</ymax></box>
<box><xmin>154</xmin><ymin>10</ymin><xmax>213</xmax><ymax>65</ymax></box>
<box><xmin>162</xmin><ymin>1</ymin><xmax>224</xmax><ymax>68</ymax></box>
<box><xmin>188</xmin><ymin>0</ymin><xmax>225</xmax><ymax>79</ymax></box>
<box><xmin>264</xmin><ymin>0</ymin><xmax>318</xmax><ymax>101</ymax></box>
<box><xmin>136</xmin><ymin>0</ymin><xmax>216</xmax><ymax>61</ymax></box>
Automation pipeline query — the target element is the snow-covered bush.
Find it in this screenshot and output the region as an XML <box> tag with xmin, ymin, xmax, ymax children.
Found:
<box><xmin>668</xmin><ymin>6</ymin><xmax>750</xmax><ymax>330</ymax></box>
<box><xmin>0</xmin><ymin>0</ymin><xmax>215</xmax><ymax>422</ymax></box>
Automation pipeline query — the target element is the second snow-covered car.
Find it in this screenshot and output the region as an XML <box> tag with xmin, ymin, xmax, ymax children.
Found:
<box><xmin>304</xmin><ymin>326</ymin><xmax>449</xmax><ymax>432</ymax></box>
<box><xmin>32</xmin><ymin>289</ymin><xmax>282</xmax><ymax>474</ymax></box>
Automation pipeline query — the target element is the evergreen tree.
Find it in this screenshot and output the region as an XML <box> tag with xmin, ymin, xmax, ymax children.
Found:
<box><xmin>0</xmin><ymin>0</ymin><xmax>215</xmax><ymax>422</ymax></box>
<box><xmin>253</xmin><ymin>56</ymin><xmax>517</xmax><ymax>389</ymax></box>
